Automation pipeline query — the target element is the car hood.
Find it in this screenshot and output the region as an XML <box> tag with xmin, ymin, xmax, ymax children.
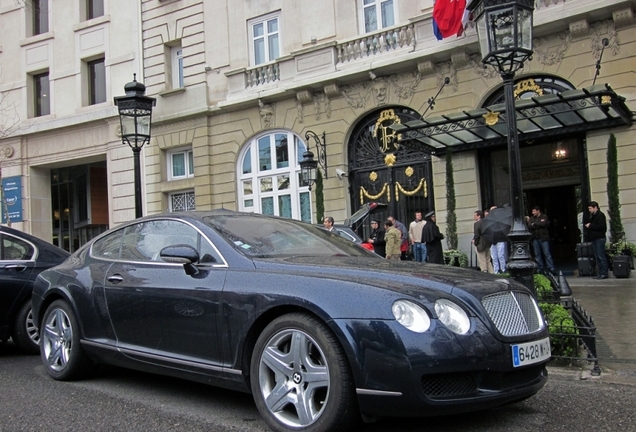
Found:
<box><xmin>252</xmin><ymin>256</ymin><xmax>523</xmax><ymax>303</ymax></box>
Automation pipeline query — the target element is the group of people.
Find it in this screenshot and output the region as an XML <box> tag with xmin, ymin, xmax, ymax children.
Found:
<box><xmin>472</xmin><ymin>200</ymin><xmax>609</xmax><ymax>278</ymax></box>
<box><xmin>473</xmin><ymin>205</ymin><xmax>557</xmax><ymax>275</ymax></box>
<box><xmin>328</xmin><ymin>200</ymin><xmax>610</xmax><ymax>276</ymax></box>
<box><xmin>368</xmin><ymin>211</ymin><xmax>445</xmax><ymax>263</ymax></box>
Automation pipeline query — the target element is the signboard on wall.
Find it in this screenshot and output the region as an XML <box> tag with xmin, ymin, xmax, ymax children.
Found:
<box><xmin>2</xmin><ymin>176</ymin><xmax>23</xmax><ymax>223</ymax></box>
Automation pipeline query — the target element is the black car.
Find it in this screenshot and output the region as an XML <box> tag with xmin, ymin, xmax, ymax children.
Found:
<box><xmin>0</xmin><ymin>226</ymin><xmax>69</xmax><ymax>354</ymax></box>
<box><xmin>33</xmin><ymin>210</ymin><xmax>550</xmax><ymax>432</ymax></box>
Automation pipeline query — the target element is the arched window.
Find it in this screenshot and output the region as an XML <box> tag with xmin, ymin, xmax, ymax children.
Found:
<box><xmin>238</xmin><ymin>131</ymin><xmax>312</xmax><ymax>222</ymax></box>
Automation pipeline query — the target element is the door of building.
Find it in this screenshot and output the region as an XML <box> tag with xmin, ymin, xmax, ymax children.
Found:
<box><xmin>347</xmin><ymin>107</ymin><xmax>434</xmax><ymax>240</ymax></box>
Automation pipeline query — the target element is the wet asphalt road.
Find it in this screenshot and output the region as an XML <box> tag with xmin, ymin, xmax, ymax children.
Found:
<box><xmin>2</xmin><ymin>341</ymin><xmax>636</xmax><ymax>432</ymax></box>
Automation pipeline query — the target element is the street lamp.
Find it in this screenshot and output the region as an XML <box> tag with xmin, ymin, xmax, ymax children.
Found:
<box><xmin>299</xmin><ymin>130</ymin><xmax>327</xmax><ymax>190</ymax></box>
<box><xmin>114</xmin><ymin>74</ymin><xmax>156</xmax><ymax>219</ymax></box>
<box><xmin>468</xmin><ymin>0</ymin><xmax>537</xmax><ymax>293</ymax></box>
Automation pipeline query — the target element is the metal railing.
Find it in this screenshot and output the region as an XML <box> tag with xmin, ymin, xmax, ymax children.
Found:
<box><xmin>538</xmin><ymin>272</ymin><xmax>601</xmax><ymax>375</ymax></box>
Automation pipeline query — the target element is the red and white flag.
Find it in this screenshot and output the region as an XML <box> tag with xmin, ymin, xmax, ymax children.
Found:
<box><xmin>433</xmin><ymin>0</ymin><xmax>468</xmax><ymax>39</ymax></box>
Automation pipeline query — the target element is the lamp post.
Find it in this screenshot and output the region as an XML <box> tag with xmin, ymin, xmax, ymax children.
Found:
<box><xmin>468</xmin><ymin>0</ymin><xmax>537</xmax><ymax>293</ymax></box>
<box><xmin>299</xmin><ymin>130</ymin><xmax>327</xmax><ymax>190</ymax></box>
<box><xmin>114</xmin><ymin>74</ymin><xmax>156</xmax><ymax>219</ymax></box>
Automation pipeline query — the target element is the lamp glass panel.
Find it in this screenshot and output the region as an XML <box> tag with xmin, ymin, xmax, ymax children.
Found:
<box><xmin>476</xmin><ymin>17</ymin><xmax>489</xmax><ymax>57</ymax></box>
<box><xmin>519</xmin><ymin>8</ymin><xmax>533</xmax><ymax>50</ymax></box>
<box><xmin>489</xmin><ymin>7</ymin><xmax>515</xmax><ymax>52</ymax></box>
<box><xmin>136</xmin><ymin>114</ymin><xmax>151</xmax><ymax>137</ymax></box>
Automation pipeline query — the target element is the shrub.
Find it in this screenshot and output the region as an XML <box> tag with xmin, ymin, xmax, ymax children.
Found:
<box><xmin>538</xmin><ymin>302</ymin><xmax>579</xmax><ymax>358</ymax></box>
<box><xmin>443</xmin><ymin>249</ymin><xmax>468</xmax><ymax>268</ymax></box>
<box><xmin>534</xmin><ymin>273</ymin><xmax>556</xmax><ymax>302</ymax></box>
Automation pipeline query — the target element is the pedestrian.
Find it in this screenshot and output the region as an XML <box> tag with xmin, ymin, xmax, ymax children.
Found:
<box><xmin>526</xmin><ymin>206</ymin><xmax>556</xmax><ymax>274</ymax></box>
<box><xmin>384</xmin><ymin>220</ymin><xmax>401</xmax><ymax>260</ymax></box>
<box><xmin>420</xmin><ymin>211</ymin><xmax>444</xmax><ymax>264</ymax></box>
<box><xmin>585</xmin><ymin>201</ymin><xmax>609</xmax><ymax>279</ymax></box>
<box><xmin>368</xmin><ymin>219</ymin><xmax>386</xmax><ymax>257</ymax></box>
<box><xmin>323</xmin><ymin>216</ymin><xmax>338</xmax><ymax>233</ymax></box>
<box><xmin>388</xmin><ymin>215</ymin><xmax>409</xmax><ymax>260</ymax></box>
<box><xmin>409</xmin><ymin>211</ymin><xmax>427</xmax><ymax>262</ymax></box>
<box><xmin>472</xmin><ymin>210</ymin><xmax>494</xmax><ymax>273</ymax></box>
<box><xmin>488</xmin><ymin>205</ymin><xmax>507</xmax><ymax>274</ymax></box>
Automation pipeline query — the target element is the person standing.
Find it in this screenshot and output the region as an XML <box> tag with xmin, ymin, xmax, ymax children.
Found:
<box><xmin>384</xmin><ymin>220</ymin><xmax>401</xmax><ymax>260</ymax></box>
<box><xmin>585</xmin><ymin>201</ymin><xmax>608</xmax><ymax>279</ymax></box>
<box><xmin>420</xmin><ymin>211</ymin><xmax>444</xmax><ymax>264</ymax></box>
<box><xmin>472</xmin><ymin>210</ymin><xmax>493</xmax><ymax>273</ymax></box>
<box><xmin>488</xmin><ymin>205</ymin><xmax>507</xmax><ymax>274</ymax></box>
<box><xmin>388</xmin><ymin>216</ymin><xmax>409</xmax><ymax>260</ymax></box>
<box><xmin>409</xmin><ymin>211</ymin><xmax>427</xmax><ymax>262</ymax></box>
<box><xmin>526</xmin><ymin>206</ymin><xmax>556</xmax><ymax>274</ymax></box>
<box><xmin>368</xmin><ymin>219</ymin><xmax>386</xmax><ymax>257</ymax></box>
<box><xmin>323</xmin><ymin>216</ymin><xmax>338</xmax><ymax>232</ymax></box>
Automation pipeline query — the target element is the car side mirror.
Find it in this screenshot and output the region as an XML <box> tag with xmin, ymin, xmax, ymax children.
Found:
<box><xmin>160</xmin><ymin>245</ymin><xmax>200</xmax><ymax>276</ymax></box>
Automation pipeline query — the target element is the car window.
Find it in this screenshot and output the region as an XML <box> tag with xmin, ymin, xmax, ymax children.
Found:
<box><xmin>204</xmin><ymin>214</ymin><xmax>371</xmax><ymax>258</ymax></box>
<box><xmin>92</xmin><ymin>228</ymin><xmax>124</xmax><ymax>259</ymax></box>
<box><xmin>1</xmin><ymin>234</ymin><xmax>36</xmax><ymax>261</ymax></box>
<box><xmin>95</xmin><ymin>219</ymin><xmax>224</xmax><ymax>264</ymax></box>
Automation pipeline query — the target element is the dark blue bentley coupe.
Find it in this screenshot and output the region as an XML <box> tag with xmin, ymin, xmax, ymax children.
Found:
<box><xmin>33</xmin><ymin>210</ymin><xmax>550</xmax><ymax>432</ymax></box>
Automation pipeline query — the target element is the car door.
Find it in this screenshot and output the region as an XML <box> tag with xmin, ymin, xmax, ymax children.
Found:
<box><xmin>103</xmin><ymin>219</ymin><xmax>228</xmax><ymax>367</ymax></box>
<box><xmin>0</xmin><ymin>233</ymin><xmax>37</xmax><ymax>329</ymax></box>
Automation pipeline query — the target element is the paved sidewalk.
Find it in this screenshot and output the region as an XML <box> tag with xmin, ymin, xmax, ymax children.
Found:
<box><xmin>563</xmin><ymin>271</ymin><xmax>636</xmax><ymax>376</ymax></box>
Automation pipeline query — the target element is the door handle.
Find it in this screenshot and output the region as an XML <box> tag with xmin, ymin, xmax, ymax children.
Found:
<box><xmin>4</xmin><ymin>264</ymin><xmax>27</xmax><ymax>271</ymax></box>
<box><xmin>107</xmin><ymin>275</ymin><xmax>124</xmax><ymax>284</ymax></box>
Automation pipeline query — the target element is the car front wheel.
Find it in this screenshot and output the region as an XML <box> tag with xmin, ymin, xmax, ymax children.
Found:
<box><xmin>40</xmin><ymin>300</ymin><xmax>94</xmax><ymax>380</ymax></box>
<box><xmin>12</xmin><ymin>301</ymin><xmax>40</xmax><ymax>355</ymax></box>
<box><xmin>250</xmin><ymin>313</ymin><xmax>358</xmax><ymax>432</ymax></box>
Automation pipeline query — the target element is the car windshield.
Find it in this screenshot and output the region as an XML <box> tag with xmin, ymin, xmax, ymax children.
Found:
<box><xmin>204</xmin><ymin>214</ymin><xmax>372</xmax><ymax>258</ymax></box>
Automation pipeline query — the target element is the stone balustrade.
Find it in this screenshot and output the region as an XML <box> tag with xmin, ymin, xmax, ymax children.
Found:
<box><xmin>335</xmin><ymin>23</ymin><xmax>416</xmax><ymax>64</ymax></box>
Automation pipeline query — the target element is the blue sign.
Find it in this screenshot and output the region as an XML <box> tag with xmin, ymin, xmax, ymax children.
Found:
<box><xmin>2</xmin><ymin>176</ymin><xmax>23</xmax><ymax>223</ymax></box>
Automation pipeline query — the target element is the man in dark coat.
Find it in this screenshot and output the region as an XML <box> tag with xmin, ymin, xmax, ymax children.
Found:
<box><xmin>585</xmin><ymin>201</ymin><xmax>608</xmax><ymax>279</ymax></box>
<box><xmin>421</xmin><ymin>211</ymin><xmax>444</xmax><ymax>264</ymax></box>
<box><xmin>367</xmin><ymin>219</ymin><xmax>386</xmax><ymax>257</ymax></box>
<box><xmin>526</xmin><ymin>206</ymin><xmax>556</xmax><ymax>274</ymax></box>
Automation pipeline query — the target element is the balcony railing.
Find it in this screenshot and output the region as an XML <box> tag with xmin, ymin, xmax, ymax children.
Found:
<box><xmin>336</xmin><ymin>24</ymin><xmax>416</xmax><ymax>64</ymax></box>
<box><xmin>245</xmin><ymin>62</ymin><xmax>281</xmax><ymax>87</ymax></box>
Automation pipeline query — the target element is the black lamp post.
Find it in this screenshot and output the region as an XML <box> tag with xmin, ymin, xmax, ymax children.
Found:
<box><xmin>299</xmin><ymin>130</ymin><xmax>327</xmax><ymax>191</ymax></box>
<box><xmin>114</xmin><ymin>74</ymin><xmax>156</xmax><ymax>219</ymax></box>
<box><xmin>468</xmin><ymin>0</ymin><xmax>537</xmax><ymax>293</ymax></box>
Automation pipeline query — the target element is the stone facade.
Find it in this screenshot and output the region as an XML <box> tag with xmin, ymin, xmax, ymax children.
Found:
<box><xmin>1</xmin><ymin>0</ymin><xmax>634</xmax><ymax>257</ymax></box>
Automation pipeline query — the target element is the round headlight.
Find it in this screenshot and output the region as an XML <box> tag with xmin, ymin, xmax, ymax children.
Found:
<box><xmin>392</xmin><ymin>300</ymin><xmax>431</xmax><ymax>333</ymax></box>
<box><xmin>434</xmin><ymin>299</ymin><xmax>470</xmax><ymax>335</ymax></box>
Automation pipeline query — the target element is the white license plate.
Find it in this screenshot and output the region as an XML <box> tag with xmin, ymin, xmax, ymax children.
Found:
<box><xmin>512</xmin><ymin>337</ymin><xmax>551</xmax><ymax>367</ymax></box>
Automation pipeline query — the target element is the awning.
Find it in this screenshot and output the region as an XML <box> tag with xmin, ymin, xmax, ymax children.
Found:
<box><xmin>391</xmin><ymin>84</ymin><xmax>634</xmax><ymax>156</ymax></box>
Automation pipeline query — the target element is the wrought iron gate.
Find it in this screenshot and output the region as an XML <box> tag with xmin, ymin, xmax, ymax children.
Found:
<box><xmin>348</xmin><ymin>106</ymin><xmax>434</xmax><ymax>239</ymax></box>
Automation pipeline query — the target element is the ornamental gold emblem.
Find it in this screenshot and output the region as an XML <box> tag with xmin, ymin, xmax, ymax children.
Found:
<box><xmin>513</xmin><ymin>78</ymin><xmax>544</xmax><ymax>99</ymax></box>
<box><xmin>405</xmin><ymin>166</ymin><xmax>414</xmax><ymax>177</ymax></box>
<box><xmin>373</xmin><ymin>109</ymin><xmax>402</xmax><ymax>153</ymax></box>
<box><xmin>483</xmin><ymin>111</ymin><xmax>500</xmax><ymax>126</ymax></box>
<box><xmin>384</xmin><ymin>154</ymin><xmax>396</xmax><ymax>167</ymax></box>
<box><xmin>369</xmin><ymin>171</ymin><xmax>378</xmax><ymax>182</ymax></box>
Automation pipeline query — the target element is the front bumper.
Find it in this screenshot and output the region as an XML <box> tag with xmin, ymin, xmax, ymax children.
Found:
<box><xmin>332</xmin><ymin>317</ymin><xmax>549</xmax><ymax>418</ymax></box>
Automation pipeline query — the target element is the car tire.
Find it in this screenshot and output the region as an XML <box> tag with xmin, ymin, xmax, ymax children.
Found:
<box><xmin>250</xmin><ymin>313</ymin><xmax>358</xmax><ymax>432</ymax></box>
<box><xmin>40</xmin><ymin>300</ymin><xmax>95</xmax><ymax>381</ymax></box>
<box><xmin>12</xmin><ymin>300</ymin><xmax>40</xmax><ymax>355</ymax></box>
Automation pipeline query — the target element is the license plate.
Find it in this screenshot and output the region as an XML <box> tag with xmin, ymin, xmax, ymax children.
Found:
<box><xmin>512</xmin><ymin>337</ymin><xmax>551</xmax><ymax>367</ymax></box>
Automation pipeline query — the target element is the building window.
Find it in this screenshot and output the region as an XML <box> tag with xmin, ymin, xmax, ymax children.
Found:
<box><xmin>32</xmin><ymin>0</ymin><xmax>49</xmax><ymax>35</ymax></box>
<box><xmin>170</xmin><ymin>191</ymin><xmax>196</xmax><ymax>212</ymax></box>
<box><xmin>168</xmin><ymin>148</ymin><xmax>194</xmax><ymax>180</ymax></box>
<box><xmin>87</xmin><ymin>58</ymin><xmax>106</xmax><ymax>105</ymax></box>
<box><xmin>171</xmin><ymin>45</ymin><xmax>184</xmax><ymax>88</ymax></box>
<box><xmin>87</xmin><ymin>0</ymin><xmax>104</xmax><ymax>20</ymax></box>
<box><xmin>34</xmin><ymin>72</ymin><xmax>50</xmax><ymax>117</ymax></box>
<box><xmin>361</xmin><ymin>0</ymin><xmax>395</xmax><ymax>33</ymax></box>
<box><xmin>238</xmin><ymin>131</ymin><xmax>312</xmax><ymax>222</ymax></box>
<box><xmin>249</xmin><ymin>13</ymin><xmax>280</xmax><ymax>66</ymax></box>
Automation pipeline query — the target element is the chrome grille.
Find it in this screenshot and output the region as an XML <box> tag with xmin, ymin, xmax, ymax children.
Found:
<box><xmin>481</xmin><ymin>291</ymin><xmax>542</xmax><ymax>336</ymax></box>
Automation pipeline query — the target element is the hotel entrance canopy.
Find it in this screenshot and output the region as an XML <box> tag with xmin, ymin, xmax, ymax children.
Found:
<box><xmin>391</xmin><ymin>84</ymin><xmax>634</xmax><ymax>156</ymax></box>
